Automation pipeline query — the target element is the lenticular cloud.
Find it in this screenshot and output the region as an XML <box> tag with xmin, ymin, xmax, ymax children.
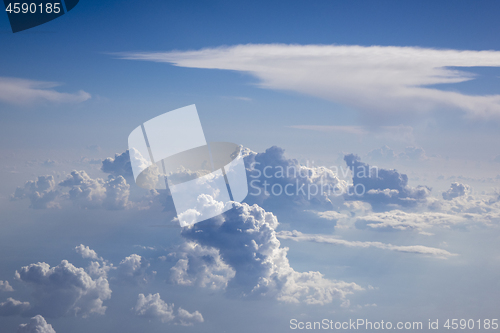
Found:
<box><xmin>118</xmin><ymin>44</ymin><xmax>500</xmax><ymax>118</ymax></box>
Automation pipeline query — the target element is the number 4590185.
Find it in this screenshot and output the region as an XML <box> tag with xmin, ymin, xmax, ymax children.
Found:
<box><xmin>5</xmin><ymin>2</ymin><xmax>61</xmax><ymax>14</ymax></box>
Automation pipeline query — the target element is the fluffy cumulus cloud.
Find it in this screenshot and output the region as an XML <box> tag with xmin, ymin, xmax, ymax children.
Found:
<box><xmin>13</xmin><ymin>150</ymin><xmax>163</xmax><ymax>210</ymax></box>
<box><xmin>442</xmin><ymin>182</ymin><xmax>470</xmax><ymax>200</ymax></box>
<box><xmin>76</xmin><ymin>244</ymin><xmax>154</xmax><ymax>284</ymax></box>
<box><xmin>75</xmin><ymin>244</ymin><xmax>102</xmax><ymax>261</ymax></box>
<box><xmin>85</xmin><ymin>261</ymin><xmax>114</xmax><ymax>279</ymax></box>
<box><xmin>17</xmin><ymin>315</ymin><xmax>56</xmax><ymax>333</ymax></box>
<box><xmin>0</xmin><ymin>297</ymin><xmax>30</xmax><ymax>316</ymax></box>
<box><xmin>12</xmin><ymin>146</ymin><xmax>350</xmax><ymax>213</ymax></box>
<box><xmin>134</xmin><ymin>293</ymin><xmax>203</xmax><ymax>326</ymax></box>
<box><xmin>176</xmin><ymin>307</ymin><xmax>204</xmax><ymax>326</ymax></box>
<box><xmin>278</xmin><ymin>230</ymin><xmax>456</xmax><ymax>258</ymax></box>
<box><xmin>244</xmin><ymin>146</ymin><xmax>347</xmax><ymax>210</ymax></box>
<box><xmin>181</xmin><ymin>202</ymin><xmax>363</xmax><ymax>305</ymax></box>
<box><xmin>0</xmin><ymin>77</ymin><xmax>90</xmax><ymax>106</ymax></box>
<box><xmin>176</xmin><ymin>194</ymin><xmax>226</xmax><ymax>227</ymax></box>
<box><xmin>116</xmin><ymin>254</ymin><xmax>151</xmax><ymax>284</ymax></box>
<box><xmin>118</xmin><ymin>44</ymin><xmax>500</xmax><ymax>119</ymax></box>
<box><xmin>344</xmin><ymin>154</ymin><xmax>430</xmax><ymax>210</ymax></box>
<box><xmin>74</xmin><ymin>245</ymin><xmax>115</xmax><ymax>279</ymax></box>
<box><xmin>59</xmin><ymin>170</ymin><xmax>130</xmax><ymax>210</ymax></box>
<box><xmin>101</xmin><ymin>148</ymin><xmax>211</xmax><ymax>195</ymax></box>
<box><xmin>12</xmin><ymin>171</ymin><xmax>132</xmax><ymax>210</ymax></box>
<box><xmin>10</xmin><ymin>175</ymin><xmax>60</xmax><ymax>209</ymax></box>
<box><xmin>0</xmin><ymin>280</ymin><xmax>14</xmax><ymax>292</ymax></box>
<box><xmin>169</xmin><ymin>242</ymin><xmax>235</xmax><ymax>290</ymax></box>
<box><xmin>134</xmin><ymin>293</ymin><xmax>174</xmax><ymax>323</ymax></box>
<box><xmin>101</xmin><ymin>150</ymin><xmax>133</xmax><ymax>178</ymax></box>
<box><xmin>15</xmin><ymin>260</ymin><xmax>111</xmax><ymax>318</ymax></box>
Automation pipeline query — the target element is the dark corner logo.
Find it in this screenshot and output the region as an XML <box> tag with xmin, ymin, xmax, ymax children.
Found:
<box><xmin>3</xmin><ymin>0</ymin><xmax>78</xmax><ymax>33</ymax></box>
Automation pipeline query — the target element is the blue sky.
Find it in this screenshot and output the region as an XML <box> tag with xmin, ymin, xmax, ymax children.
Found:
<box><xmin>1</xmin><ymin>0</ymin><xmax>500</xmax><ymax>160</ymax></box>
<box><xmin>1</xmin><ymin>1</ymin><xmax>500</xmax><ymax>332</ymax></box>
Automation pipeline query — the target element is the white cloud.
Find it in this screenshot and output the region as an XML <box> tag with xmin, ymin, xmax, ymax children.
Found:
<box><xmin>117</xmin><ymin>254</ymin><xmax>151</xmax><ymax>284</ymax></box>
<box><xmin>442</xmin><ymin>182</ymin><xmax>470</xmax><ymax>200</ymax></box>
<box><xmin>86</xmin><ymin>261</ymin><xmax>114</xmax><ymax>279</ymax></box>
<box><xmin>75</xmin><ymin>244</ymin><xmax>102</xmax><ymax>261</ymax></box>
<box><xmin>118</xmin><ymin>44</ymin><xmax>500</xmax><ymax>119</ymax></box>
<box><xmin>350</xmin><ymin>188</ymin><xmax>500</xmax><ymax>232</ymax></box>
<box><xmin>244</xmin><ymin>146</ymin><xmax>347</xmax><ymax>210</ymax></box>
<box><xmin>134</xmin><ymin>293</ymin><xmax>174</xmax><ymax>323</ymax></box>
<box><xmin>0</xmin><ymin>280</ymin><xmax>14</xmax><ymax>292</ymax></box>
<box><xmin>176</xmin><ymin>307</ymin><xmax>204</xmax><ymax>326</ymax></box>
<box><xmin>0</xmin><ymin>298</ymin><xmax>30</xmax><ymax>316</ymax></box>
<box><xmin>13</xmin><ymin>170</ymin><xmax>134</xmax><ymax>211</ymax></box>
<box><xmin>18</xmin><ymin>315</ymin><xmax>56</xmax><ymax>333</ymax></box>
<box><xmin>181</xmin><ymin>202</ymin><xmax>363</xmax><ymax>305</ymax></box>
<box><xmin>0</xmin><ymin>77</ymin><xmax>90</xmax><ymax>105</ymax></box>
<box><xmin>15</xmin><ymin>260</ymin><xmax>111</xmax><ymax>318</ymax></box>
<box><xmin>176</xmin><ymin>194</ymin><xmax>226</xmax><ymax>227</ymax></box>
<box><xmin>170</xmin><ymin>242</ymin><xmax>235</xmax><ymax>290</ymax></box>
<box><xmin>11</xmin><ymin>175</ymin><xmax>60</xmax><ymax>209</ymax></box>
<box><xmin>101</xmin><ymin>150</ymin><xmax>133</xmax><ymax>178</ymax></box>
<box><xmin>134</xmin><ymin>245</ymin><xmax>156</xmax><ymax>251</ymax></box>
<box><xmin>344</xmin><ymin>154</ymin><xmax>431</xmax><ymax>209</ymax></box>
<box><xmin>75</xmin><ymin>245</ymin><xmax>114</xmax><ymax>279</ymax></box>
<box><xmin>134</xmin><ymin>293</ymin><xmax>203</xmax><ymax>325</ymax></box>
<box><xmin>277</xmin><ymin>230</ymin><xmax>457</xmax><ymax>259</ymax></box>
<box><xmin>316</xmin><ymin>211</ymin><xmax>349</xmax><ymax>221</ymax></box>
<box><xmin>60</xmin><ymin>170</ymin><xmax>131</xmax><ymax>210</ymax></box>
<box><xmin>356</xmin><ymin>210</ymin><xmax>468</xmax><ymax>232</ymax></box>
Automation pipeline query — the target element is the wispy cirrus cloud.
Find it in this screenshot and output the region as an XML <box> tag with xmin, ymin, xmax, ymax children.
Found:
<box><xmin>117</xmin><ymin>44</ymin><xmax>500</xmax><ymax>119</ymax></box>
<box><xmin>277</xmin><ymin>230</ymin><xmax>457</xmax><ymax>259</ymax></box>
<box><xmin>0</xmin><ymin>77</ymin><xmax>90</xmax><ymax>105</ymax></box>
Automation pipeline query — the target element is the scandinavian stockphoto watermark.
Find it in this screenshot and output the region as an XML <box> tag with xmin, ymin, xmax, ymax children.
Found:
<box><xmin>128</xmin><ymin>105</ymin><xmax>249</xmax><ymax>227</ymax></box>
